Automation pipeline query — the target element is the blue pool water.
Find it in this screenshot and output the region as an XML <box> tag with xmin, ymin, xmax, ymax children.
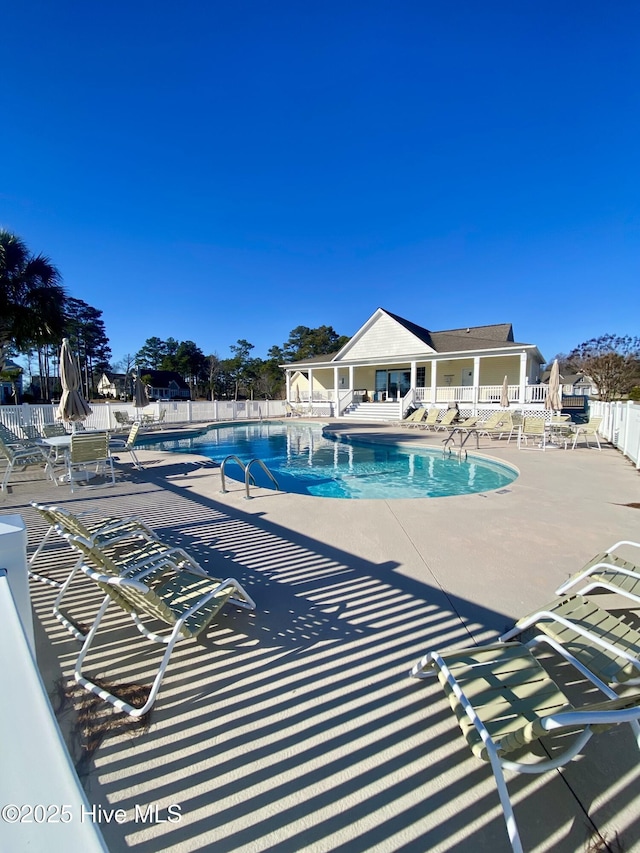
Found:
<box><xmin>141</xmin><ymin>422</ymin><xmax>517</xmax><ymax>499</ymax></box>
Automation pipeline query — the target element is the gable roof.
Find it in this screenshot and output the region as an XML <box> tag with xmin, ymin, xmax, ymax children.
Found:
<box><xmin>284</xmin><ymin>308</ymin><xmax>538</xmax><ymax>367</ymax></box>
<box><xmin>141</xmin><ymin>370</ymin><xmax>189</xmax><ymax>390</ymax></box>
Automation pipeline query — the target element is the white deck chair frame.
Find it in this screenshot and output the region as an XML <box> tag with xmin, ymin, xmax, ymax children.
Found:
<box><xmin>412</xmin><ymin>645</ymin><xmax>640</xmax><ymax>853</ymax></box>
<box><xmin>74</xmin><ymin>563</ymin><xmax>256</xmax><ymax>717</ymax></box>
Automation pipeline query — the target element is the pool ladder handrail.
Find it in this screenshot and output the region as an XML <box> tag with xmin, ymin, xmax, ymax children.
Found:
<box><xmin>442</xmin><ymin>427</ymin><xmax>480</xmax><ymax>461</ymax></box>
<box><xmin>219</xmin><ymin>455</ymin><xmax>279</xmax><ymax>499</ymax></box>
<box><xmin>244</xmin><ymin>458</ymin><xmax>279</xmax><ymax>499</ymax></box>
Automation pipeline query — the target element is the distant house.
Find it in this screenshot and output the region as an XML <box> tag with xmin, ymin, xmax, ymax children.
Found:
<box><xmin>0</xmin><ymin>360</ymin><xmax>24</xmax><ymax>404</ymax></box>
<box><xmin>99</xmin><ymin>370</ymin><xmax>191</xmax><ymax>401</ymax></box>
<box><xmin>97</xmin><ymin>372</ymin><xmax>128</xmax><ymax>398</ymax></box>
<box><xmin>139</xmin><ymin>370</ymin><xmax>191</xmax><ymax>401</ymax></box>
<box><xmin>541</xmin><ymin>369</ymin><xmax>593</xmax><ymax>397</ymax></box>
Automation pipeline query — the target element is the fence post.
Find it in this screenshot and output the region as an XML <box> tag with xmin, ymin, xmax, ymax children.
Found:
<box><xmin>0</xmin><ymin>514</ymin><xmax>33</xmax><ymax>650</ymax></box>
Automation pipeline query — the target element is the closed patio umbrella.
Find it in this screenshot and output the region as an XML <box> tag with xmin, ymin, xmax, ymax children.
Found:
<box><xmin>56</xmin><ymin>338</ymin><xmax>92</xmax><ymax>430</ymax></box>
<box><xmin>133</xmin><ymin>375</ymin><xmax>150</xmax><ymax>411</ymax></box>
<box><xmin>545</xmin><ymin>359</ymin><xmax>561</xmax><ymax>412</ymax></box>
<box><xmin>500</xmin><ymin>375</ymin><xmax>510</xmax><ymax>408</ymax></box>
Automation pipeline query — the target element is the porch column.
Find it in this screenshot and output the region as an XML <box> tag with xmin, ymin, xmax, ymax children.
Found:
<box><xmin>333</xmin><ymin>366</ymin><xmax>339</xmax><ymax>416</ymax></box>
<box><xmin>430</xmin><ymin>360</ymin><xmax>438</xmax><ymax>405</ymax></box>
<box><xmin>472</xmin><ymin>356</ymin><xmax>480</xmax><ymax>414</ymax></box>
<box><xmin>410</xmin><ymin>361</ymin><xmax>417</xmax><ymax>396</ymax></box>
<box><xmin>519</xmin><ymin>352</ymin><xmax>527</xmax><ymax>406</ymax></box>
<box><xmin>348</xmin><ymin>365</ymin><xmax>354</xmax><ymax>390</ymax></box>
<box><xmin>286</xmin><ymin>371</ymin><xmax>291</xmax><ymax>402</ymax></box>
<box><xmin>308</xmin><ymin>369</ymin><xmax>314</xmax><ymax>403</ymax></box>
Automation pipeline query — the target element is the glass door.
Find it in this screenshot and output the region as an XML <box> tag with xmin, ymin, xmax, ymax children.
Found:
<box><xmin>389</xmin><ymin>371</ymin><xmax>411</xmax><ymax>399</ymax></box>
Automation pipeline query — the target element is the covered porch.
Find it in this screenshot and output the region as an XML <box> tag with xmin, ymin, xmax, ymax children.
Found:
<box><xmin>286</xmin><ymin>352</ymin><xmax>554</xmax><ymax>418</ymax></box>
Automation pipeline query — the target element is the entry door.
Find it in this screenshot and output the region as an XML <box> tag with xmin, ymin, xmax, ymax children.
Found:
<box><xmin>461</xmin><ymin>369</ymin><xmax>474</xmax><ymax>387</ymax></box>
<box><xmin>388</xmin><ymin>370</ymin><xmax>411</xmax><ymax>400</ymax></box>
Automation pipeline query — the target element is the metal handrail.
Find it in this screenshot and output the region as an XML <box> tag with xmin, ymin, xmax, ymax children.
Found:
<box><xmin>219</xmin><ymin>455</ymin><xmax>255</xmax><ymax>493</ymax></box>
<box><xmin>442</xmin><ymin>427</ymin><xmax>480</xmax><ymax>460</ymax></box>
<box><xmin>245</xmin><ymin>458</ymin><xmax>279</xmax><ymax>499</ymax></box>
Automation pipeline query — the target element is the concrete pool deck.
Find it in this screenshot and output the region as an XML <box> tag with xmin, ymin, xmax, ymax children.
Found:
<box><xmin>2</xmin><ymin>419</ymin><xmax>640</xmax><ymax>852</ymax></box>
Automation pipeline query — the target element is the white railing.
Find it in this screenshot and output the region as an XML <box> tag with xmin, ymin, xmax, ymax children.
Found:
<box><xmin>400</xmin><ymin>388</ymin><xmax>415</xmax><ymax>418</ymax></box>
<box><xmin>337</xmin><ymin>389</ymin><xmax>354</xmax><ymax>416</ymax></box>
<box><xmin>524</xmin><ymin>384</ymin><xmax>547</xmax><ymax>403</ymax></box>
<box><xmin>0</xmin><ymin>400</ymin><xmax>288</xmax><ymax>433</ymax></box>
<box><xmin>0</xmin><ymin>565</ymin><xmax>108</xmax><ymax>851</ymax></box>
<box><xmin>434</xmin><ymin>386</ymin><xmax>474</xmax><ymax>404</ymax></box>
<box><xmin>590</xmin><ymin>400</ymin><xmax>640</xmax><ymax>468</ymax></box>
<box><xmin>477</xmin><ymin>384</ymin><xmax>520</xmax><ymax>403</ymax></box>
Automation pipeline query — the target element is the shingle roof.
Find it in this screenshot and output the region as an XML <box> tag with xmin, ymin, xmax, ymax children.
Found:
<box><xmin>283</xmin><ymin>309</ymin><xmax>536</xmax><ymax>367</ymax></box>
<box><xmin>142</xmin><ymin>370</ymin><xmax>190</xmax><ymax>390</ymax></box>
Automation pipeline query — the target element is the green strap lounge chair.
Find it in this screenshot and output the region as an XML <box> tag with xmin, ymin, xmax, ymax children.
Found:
<box><xmin>109</xmin><ymin>421</ymin><xmax>143</xmax><ymax>469</ymax></box>
<box><xmin>0</xmin><ymin>423</ymin><xmax>35</xmax><ymax>445</ymax></box>
<box><xmin>113</xmin><ymin>410</ymin><xmax>134</xmax><ymax>428</ymax></box>
<box><xmin>476</xmin><ymin>411</ymin><xmax>514</xmax><ymax>440</ymax></box>
<box><xmin>555</xmin><ymin>540</ymin><xmax>640</xmax><ymax>605</ymax></box>
<box><xmin>28</xmin><ymin>501</ymin><xmax>159</xmax><ymax>588</ymax></box>
<box><xmin>499</xmin><ymin>592</ymin><xmax>640</xmax><ymax>687</ymax></box>
<box><xmin>0</xmin><ymin>436</ymin><xmax>54</xmax><ymax>492</ymax></box>
<box><xmin>74</xmin><ymin>556</ymin><xmax>256</xmax><ymax>717</ymax></box>
<box><xmin>571</xmin><ymin>416</ymin><xmax>603</xmax><ymax>450</ymax></box>
<box><xmin>455</xmin><ymin>416</ymin><xmax>478</xmax><ymax>430</ymax></box>
<box><xmin>397</xmin><ymin>408</ymin><xmax>425</xmax><ymax>427</ymax></box>
<box><xmin>404</xmin><ymin>408</ymin><xmax>431</xmax><ymax>429</ymax></box>
<box><xmin>411</xmin><ymin>642</ymin><xmax>640</xmax><ymax>853</ymax></box>
<box><xmin>55</xmin><ymin>531</ymin><xmax>209</xmax><ymax>641</ymax></box>
<box><xmin>517</xmin><ymin>417</ymin><xmax>548</xmax><ymax>450</ymax></box>
<box><xmin>67</xmin><ymin>432</ymin><xmax>115</xmax><ymax>493</ymax></box>
<box><xmin>431</xmin><ymin>407</ymin><xmax>460</xmax><ymax>432</ymax></box>
<box><xmin>42</xmin><ymin>422</ymin><xmax>68</xmax><ymax>438</ymax></box>
<box><xmin>417</xmin><ymin>408</ymin><xmax>442</xmax><ymax>430</ymax></box>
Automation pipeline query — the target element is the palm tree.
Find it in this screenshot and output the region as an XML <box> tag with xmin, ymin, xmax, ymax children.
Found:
<box><xmin>0</xmin><ymin>229</ymin><xmax>66</xmax><ymax>373</ymax></box>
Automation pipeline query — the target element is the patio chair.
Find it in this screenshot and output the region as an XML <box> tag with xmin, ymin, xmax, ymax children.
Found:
<box><xmin>285</xmin><ymin>402</ymin><xmax>301</xmax><ymax>418</ymax></box>
<box><xmin>402</xmin><ymin>408</ymin><xmax>429</xmax><ymax>428</ymax></box>
<box><xmin>478</xmin><ymin>411</ymin><xmax>515</xmax><ymax>441</ymax></box>
<box><xmin>517</xmin><ymin>417</ymin><xmax>548</xmax><ymax>450</ymax></box>
<box><xmin>113</xmin><ymin>410</ymin><xmax>134</xmax><ymax>428</ymax></box>
<box><xmin>431</xmin><ymin>407</ymin><xmax>460</xmax><ymax>432</ymax></box>
<box><xmin>499</xmin><ymin>592</ymin><xmax>640</xmax><ymax>687</ymax></box>
<box><xmin>55</xmin><ymin>530</ymin><xmax>208</xmax><ymax>640</ymax></box>
<box><xmin>109</xmin><ymin>421</ymin><xmax>143</xmax><ymax>469</ymax></box>
<box><xmin>21</xmin><ymin>423</ymin><xmax>42</xmax><ymax>441</ymax></box>
<box><xmin>396</xmin><ymin>408</ymin><xmax>424</xmax><ymax>427</ymax></box>
<box><xmin>42</xmin><ymin>422</ymin><xmax>72</xmax><ymax>461</ymax></box>
<box><xmin>455</xmin><ymin>416</ymin><xmax>478</xmax><ymax>430</ymax></box>
<box><xmin>73</xmin><ymin>552</ymin><xmax>256</xmax><ymax>716</ymax></box>
<box><xmin>28</xmin><ymin>501</ymin><xmax>159</xmax><ymax>588</ymax></box>
<box><xmin>417</xmin><ymin>408</ymin><xmax>442</xmax><ymax>430</ymax></box>
<box><xmin>0</xmin><ymin>436</ymin><xmax>54</xmax><ymax>492</ymax></box>
<box><xmin>0</xmin><ymin>423</ymin><xmax>31</xmax><ymax>446</ymax></box>
<box><xmin>571</xmin><ymin>416</ymin><xmax>603</xmax><ymax>450</ymax></box>
<box><xmin>43</xmin><ymin>422</ymin><xmax>68</xmax><ymax>438</ymax></box>
<box><xmin>410</xmin><ymin>641</ymin><xmax>640</xmax><ymax>853</ymax></box>
<box><xmin>396</xmin><ymin>408</ymin><xmax>422</xmax><ymax>427</ymax></box>
<box><xmin>67</xmin><ymin>432</ymin><xmax>115</xmax><ymax>493</ymax></box>
<box><xmin>555</xmin><ymin>540</ymin><xmax>640</xmax><ymax>605</ymax></box>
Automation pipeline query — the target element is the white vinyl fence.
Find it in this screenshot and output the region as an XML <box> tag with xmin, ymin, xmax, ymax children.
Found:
<box><xmin>590</xmin><ymin>400</ymin><xmax>640</xmax><ymax>468</ymax></box>
<box><xmin>0</xmin><ymin>400</ymin><xmax>288</xmax><ymax>435</ymax></box>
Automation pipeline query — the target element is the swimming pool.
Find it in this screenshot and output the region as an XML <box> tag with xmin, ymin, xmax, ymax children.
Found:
<box><xmin>141</xmin><ymin>422</ymin><xmax>517</xmax><ymax>499</ymax></box>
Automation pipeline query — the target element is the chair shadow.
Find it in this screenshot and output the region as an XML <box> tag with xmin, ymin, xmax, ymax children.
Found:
<box><xmin>18</xmin><ymin>466</ymin><xmax>640</xmax><ymax>853</ymax></box>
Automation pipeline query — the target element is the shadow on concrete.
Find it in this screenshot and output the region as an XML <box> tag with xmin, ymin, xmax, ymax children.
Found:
<box><xmin>12</xmin><ymin>465</ymin><xmax>640</xmax><ymax>853</ymax></box>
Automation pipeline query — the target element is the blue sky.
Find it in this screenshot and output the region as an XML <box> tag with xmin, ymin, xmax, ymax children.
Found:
<box><xmin>2</xmin><ymin>1</ymin><xmax>638</xmax><ymax>367</ymax></box>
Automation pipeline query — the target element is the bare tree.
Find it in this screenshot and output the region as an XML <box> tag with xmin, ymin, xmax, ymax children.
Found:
<box><xmin>568</xmin><ymin>335</ymin><xmax>640</xmax><ymax>401</ymax></box>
